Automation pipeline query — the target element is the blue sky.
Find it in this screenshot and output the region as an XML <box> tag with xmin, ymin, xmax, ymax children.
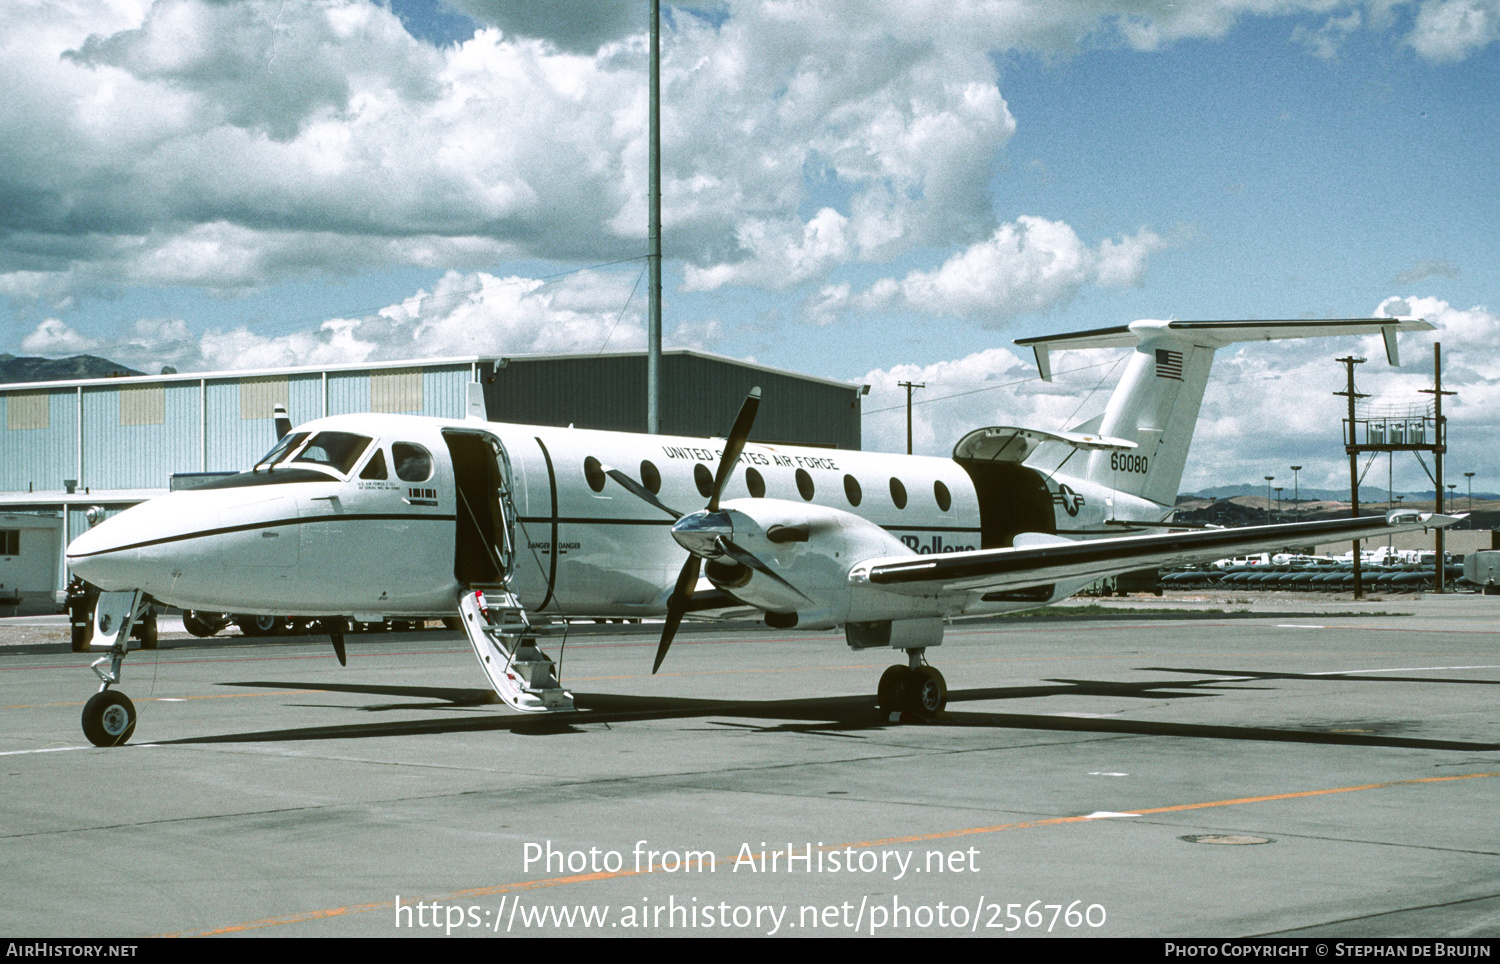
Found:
<box><xmin>2</xmin><ymin>0</ymin><xmax>1496</xmax><ymax>492</ymax></box>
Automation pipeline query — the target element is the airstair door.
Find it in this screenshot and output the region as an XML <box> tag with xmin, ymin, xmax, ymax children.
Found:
<box><xmin>442</xmin><ymin>431</ymin><xmax>515</xmax><ymax>588</ymax></box>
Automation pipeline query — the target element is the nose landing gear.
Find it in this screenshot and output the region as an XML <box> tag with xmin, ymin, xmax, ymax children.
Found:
<box><xmin>877</xmin><ymin>649</ymin><xmax>947</xmax><ymax>720</ymax></box>
<box><xmin>78</xmin><ymin>590</ymin><xmax>150</xmax><ymax>747</ymax></box>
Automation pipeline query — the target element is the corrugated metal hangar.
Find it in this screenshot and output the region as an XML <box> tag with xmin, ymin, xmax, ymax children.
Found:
<box><xmin>0</xmin><ymin>350</ymin><xmax>864</xmax><ymax>610</ymax></box>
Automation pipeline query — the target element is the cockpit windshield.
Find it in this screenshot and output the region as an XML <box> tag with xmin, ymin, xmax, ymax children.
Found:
<box><xmin>293</xmin><ymin>432</ymin><xmax>374</xmax><ymax>476</ymax></box>
<box><xmin>253</xmin><ymin>432</ymin><xmax>310</xmax><ymax>472</ymax></box>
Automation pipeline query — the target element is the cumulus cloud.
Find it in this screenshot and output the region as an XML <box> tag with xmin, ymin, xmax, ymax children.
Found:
<box><xmin>850</xmin><ymin>218</ymin><xmax>1166</xmax><ymax>324</ymax></box>
<box><xmin>26</xmin><ymin>268</ymin><xmax>654</xmax><ymax>373</ymax></box>
<box><xmin>1408</xmin><ymin>0</ymin><xmax>1500</xmax><ymax>61</ymax></box>
<box><xmin>6</xmin><ymin>0</ymin><xmax>1424</xmax><ymax>311</ymax></box>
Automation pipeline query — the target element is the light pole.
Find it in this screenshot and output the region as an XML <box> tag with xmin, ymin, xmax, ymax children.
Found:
<box><xmin>1290</xmin><ymin>465</ymin><xmax>1302</xmax><ymax>520</ymax></box>
<box><xmin>1264</xmin><ymin>475</ymin><xmax>1275</xmax><ymax>522</ymax></box>
<box><xmin>1275</xmin><ymin>486</ymin><xmax>1283</xmax><ymax>518</ymax></box>
<box><xmin>1465</xmin><ymin>471</ymin><xmax>1475</xmax><ymax>511</ymax></box>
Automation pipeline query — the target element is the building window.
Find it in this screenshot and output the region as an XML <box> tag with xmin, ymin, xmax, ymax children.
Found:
<box><xmin>119</xmin><ymin>385</ymin><xmax>166</xmax><ymax>426</ymax></box>
<box><xmin>240</xmin><ymin>377</ymin><xmax>289</xmax><ymax>420</ymax></box>
<box><xmin>371</xmin><ymin>369</ymin><xmax>423</xmax><ymax>413</ymax></box>
<box><xmin>0</xmin><ymin>530</ymin><xmax>17</xmax><ymax>556</ymax></box>
<box><xmin>6</xmin><ymin>392</ymin><xmax>48</xmax><ymax>431</ymax></box>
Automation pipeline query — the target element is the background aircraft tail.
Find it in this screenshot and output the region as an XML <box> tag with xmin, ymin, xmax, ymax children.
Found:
<box><xmin>1014</xmin><ymin>318</ymin><xmax>1434</xmax><ymax>509</ymax></box>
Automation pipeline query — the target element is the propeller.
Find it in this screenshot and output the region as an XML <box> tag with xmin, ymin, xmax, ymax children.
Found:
<box><xmin>606</xmin><ymin>387</ymin><xmax>773</xmax><ymax>673</ymax></box>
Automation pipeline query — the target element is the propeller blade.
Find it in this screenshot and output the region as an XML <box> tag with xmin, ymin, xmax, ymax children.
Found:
<box><xmin>604</xmin><ymin>467</ymin><xmax>682</xmax><ymax>519</ymax></box>
<box><xmin>716</xmin><ymin>536</ymin><xmax>812</xmax><ymax>603</ymax></box>
<box><xmin>653</xmin><ymin>554</ymin><xmax>701</xmax><ymax>674</ymax></box>
<box><xmin>708</xmin><ymin>387</ymin><xmax>761</xmax><ymax>511</ymax></box>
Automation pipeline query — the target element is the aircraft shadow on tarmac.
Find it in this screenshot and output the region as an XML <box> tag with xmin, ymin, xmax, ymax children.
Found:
<box><xmin>134</xmin><ymin>671</ymin><xmax>1500</xmax><ymax>753</ymax></box>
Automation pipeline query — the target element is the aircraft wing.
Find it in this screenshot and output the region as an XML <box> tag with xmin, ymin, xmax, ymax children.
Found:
<box><xmin>853</xmin><ymin>512</ymin><xmax>1463</xmax><ymax>595</ymax></box>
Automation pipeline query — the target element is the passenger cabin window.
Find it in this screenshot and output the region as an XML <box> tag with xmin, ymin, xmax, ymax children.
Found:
<box><xmin>254</xmin><ymin>432</ymin><xmax>309</xmax><ymax>471</ymax></box>
<box><xmin>844</xmin><ymin>474</ymin><xmax>862</xmax><ymax>507</ymax></box>
<box><xmin>694</xmin><ymin>463</ymin><xmax>713</xmax><ymax>498</ymax></box>
<box><xmin>745</xmin><ymin>467</ymin><xmax>766</xmax><ymax>498</ymax></box>
<box><xmin>795</xmin><ymin>468</ymin><xmax>815</xmax><ymax>501</ymax></box>
<box><xmin>293</xmin><ymin>432</ymin><xmax>372</xmax><ymax>475</ymax></box>
<box><xmin>584</xmin><ymin>456</ymin><xmax>606</xmax><ymax>493</ymax></box>
<box><xmin>889</xmin><ymin>477</ymin><xmax>907</xmax><ymax>509</ymax></box>
<box><xmin>934</xmin><ymin>480</ymin><xmax>952</xmax><ymax>512</ymax></box>
<box><xmin>359</xmin><ymin>449</ymin><xmax>389</xmax><ymax>480</ymax></box>
<box><xmin>393</xmin><ymin>443</ymin><xmax>433</xmax><ymax>483</ymax></box>
<box><xmin>640</xmin><ymin>460</ymin><xmax>662</xmax><ymax>494</ymax></box>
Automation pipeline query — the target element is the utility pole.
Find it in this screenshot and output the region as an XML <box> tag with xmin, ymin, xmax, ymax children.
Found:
<box><xmin>646</xmin><ymin>0</ymin><xmax>662</xmax><ymax>434</ymax></box>
<box><xmin>898</xmin><ymin>381</ymin><xmax>924</xmax><ymax>455</ymax></box>
<box><xmin>1420</xmin><ymin>343</ymin><xmax>1456</xmax><ymax>591</ymax></box>
<box><xmin>1335</xmin><ymin>356</ymin><xmax>1368</xmax><ymax>599</ymax></box>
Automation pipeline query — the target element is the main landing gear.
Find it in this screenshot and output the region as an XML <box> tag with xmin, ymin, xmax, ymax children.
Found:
<box><xmin>78</xmin><ymin>590</ymin><xmax>151</xmax><ymax>747</ymax></box>
<box><xmin>877</xmin><ymin>648</ymin><xmax>947</xmax><ymax>720</ymax></box>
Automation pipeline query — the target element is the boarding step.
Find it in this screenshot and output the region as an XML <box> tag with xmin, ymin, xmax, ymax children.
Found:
<box><xmin>457</xmin><ymin>589</ymin><xmax>574</xmax><ymax>714</ymax></box>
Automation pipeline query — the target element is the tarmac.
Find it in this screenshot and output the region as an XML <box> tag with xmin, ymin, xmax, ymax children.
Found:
<box><xmin>1</xmin><ymin>592</ymin><xmax>1496</xmax><ymax>938</ymax></box>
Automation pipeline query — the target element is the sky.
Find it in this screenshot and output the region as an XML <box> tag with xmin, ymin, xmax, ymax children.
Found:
<box><xmin>3</xmin><ymin>0</ymin><xmax>1496</xmax><ymax>497</ymax></box>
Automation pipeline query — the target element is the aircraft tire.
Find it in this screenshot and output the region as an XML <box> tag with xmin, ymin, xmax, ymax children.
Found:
<box><xmin>183</xmin><ymin>611</ymin><xmax>228</xmax><ymax>638</ymax></box>
<box><xmin>136</xmin><ymin>613</ymin><xmax>158</xmax><ymax>650</ymax></box>
<box><xmin>82</xmin><ymin>690</ymin><xmax>136</xmax><ymax>747</ymax></box>
<box><xmin>908</xmin><ymin>666</ymin><xmax>947</xmax><ymax>718</ymax></box>
<box><xmin>877</xmin><ymin>665</ymin><xmax>912</xmax><ymax>714</ymax></box>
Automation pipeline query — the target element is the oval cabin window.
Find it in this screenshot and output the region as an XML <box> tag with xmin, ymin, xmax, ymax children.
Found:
<box><xmin>694</xmin><ymin>463</ymin><xmax>713</xmax><ymax>498</ymax></box>
<box><xmin>934</xmin><ymin>480</ymin><xmax>952</xmax><ymax>512</ymax></box>
<box><xmin>746</xmin><ymin>467</ymin><xmax>766</xmax><ymax>498</ymax></box>
<box><xmin>795</xmin><ymin>468</ymin><xmax>815</xmax><ymax>501</ymax></box>
<box><xmin>584</xmin><ymin>456</ymin><xmax>606</xmax><ymax>493</ymax></box>
<box><xmin>844</xmin><ymin>474</ymin><xmax>862</xmax><ymax>507</ymax></box>
<box><xmin>640</xmin><ymin>460</ymin><xmax>662</xmax><ymax>494</ymax></box>
<box><xmin>889</xmin><ymin>477</ymin><xmax>907</xmax><ymax>509</ymax></box>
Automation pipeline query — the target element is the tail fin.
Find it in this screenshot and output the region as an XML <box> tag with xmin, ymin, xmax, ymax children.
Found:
<box><xmin>1015</xmin><ymin>317</ymin><xmax>1434</xmax><ymax>508</ymax></box>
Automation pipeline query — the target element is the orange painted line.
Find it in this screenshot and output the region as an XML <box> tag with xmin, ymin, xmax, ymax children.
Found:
<box><xmin>162</xmin><ymin>769</ymin><xmax>1500</xmax><ymax>937</ymax></box>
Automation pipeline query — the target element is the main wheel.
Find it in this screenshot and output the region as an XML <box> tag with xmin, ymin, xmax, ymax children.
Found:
<box><xmin>908</xmin><ymin>666</ymin><xmax>947</xmax><ymax>717</ymax></box>
<box><xmin>82</xmin><ymin>690</ymin><xmax>136</xmax><ymax>747</ymax></box>
<box><xmin>135</xmin><ymin>612</ymin><xmax>158</xmax><ymax>650</ymax></box>
<box><xmin>183</xmin><ymin>611</ymin><xmax>228</xmax><ymax>638</ymax></box>
<box><xmin>877</xmin><ymin>665</ymin><xmax>912</xmax><ymax>714</ymax></box>
<box><xmin>236</xmin><ymin>614</ymin><xmax>282</xmax><ymax>637</ymax></box>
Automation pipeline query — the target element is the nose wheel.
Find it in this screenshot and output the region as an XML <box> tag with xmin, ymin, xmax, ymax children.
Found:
<box><xmin>877</xmin><ymin>658</ymin><xmax>947</xmax><ymax>720</ymax></box>
<box><xmin>82</xmin><ymin>690</ymin><xmax>137</xmax><ymax>747</ymax></box>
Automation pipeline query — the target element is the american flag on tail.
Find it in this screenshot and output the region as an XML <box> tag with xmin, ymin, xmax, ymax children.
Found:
<box><xmin>1155</xmin><ymin>348</ymin><xmax>1183</xmax><ymax>381</ymax></box>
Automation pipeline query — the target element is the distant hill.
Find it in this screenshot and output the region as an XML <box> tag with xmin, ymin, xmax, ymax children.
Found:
<box><xmin>0</xmin><ymin>354</ymin><xmax>143</xmax><ymax>384</ymax></box>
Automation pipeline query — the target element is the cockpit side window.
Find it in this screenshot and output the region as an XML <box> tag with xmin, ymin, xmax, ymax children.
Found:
<box><xmin>293</xmin><ymin>432</ymin><xmax>373</xmax><ymax>475</ymax></box>
<box><xmin>359</xmin><ymin>448</ymin><xmax>389</xmax><ymax>480</ymax></box>
<box><xmin>393</xmin><ymin>442</ymin><xmax>433</xmax><ymax>482</ymax></box>
<box><xmin>253</xmin><ymin>432</ymin><xmax>309</xmax><ymax>472</ymax></box>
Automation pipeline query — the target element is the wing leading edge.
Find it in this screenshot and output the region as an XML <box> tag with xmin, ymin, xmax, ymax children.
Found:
<box><xmin>853</xmin><ymin>512</ymin><xmax>1463</xmax><ymax>595</ymax></box>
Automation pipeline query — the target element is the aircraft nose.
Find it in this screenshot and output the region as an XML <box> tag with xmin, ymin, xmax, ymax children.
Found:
<box><xmin>66</xmin><ymin>499</ymin><xmax>193</xmax><ymax>592</ymax></box>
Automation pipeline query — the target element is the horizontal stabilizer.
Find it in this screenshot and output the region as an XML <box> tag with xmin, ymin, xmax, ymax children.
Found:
<box><xmin>1016</xmin><ymin>317</ymin><xmax>1434</xmax><ymax>380</ymax></box>
<box><xmin>953</xmin><ymin>425</ymin><xmax>1136</xmax><ymax>463</ymax></box>
<box><xmin>854</xmin><ymin>511</ymin><xmax>1464</xmax><ymax>596</ymax></box>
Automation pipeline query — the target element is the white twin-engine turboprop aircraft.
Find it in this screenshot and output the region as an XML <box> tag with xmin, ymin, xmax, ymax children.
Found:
<box><xmin>65</xmin><ymin>317</ymin><xmax>1459</xmax><ymax>746</ymax></box>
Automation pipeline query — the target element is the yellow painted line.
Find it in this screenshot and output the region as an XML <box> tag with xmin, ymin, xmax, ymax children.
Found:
<box><xmin>163</xmin><ymin>769</ymin><xmax>1500</xmax><ymax>937</ymax></box>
